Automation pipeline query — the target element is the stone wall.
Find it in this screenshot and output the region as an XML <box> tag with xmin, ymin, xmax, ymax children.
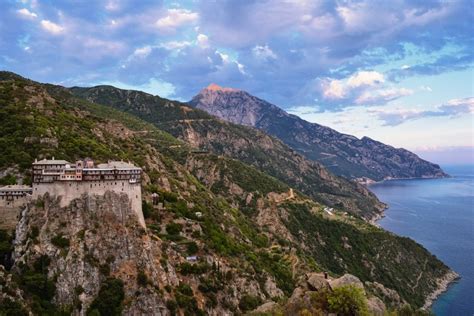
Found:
<box><xmin>32</xmin><ymin>180</ymin><xmax>144</xmax><ymax>228</ymax></box>
<box><xmin>0</xmin><ymin>196</ymin><xmax>29</xmax><ymax>230</ymax></box>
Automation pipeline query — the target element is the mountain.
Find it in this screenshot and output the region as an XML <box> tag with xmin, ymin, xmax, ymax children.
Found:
<box><xmin>70</xmin><ymin>85</ymin><xmax>385</xmax><ymax>220</ymax></box>
<box><xmin>189</xmin><ymin>84</ymin><xmax>448</xmax><ymax>182</ymax></box>
<box><xmin>0</xmin><ymin>71</ymin><xmax>456</xmax><ymax>314</ymax></box>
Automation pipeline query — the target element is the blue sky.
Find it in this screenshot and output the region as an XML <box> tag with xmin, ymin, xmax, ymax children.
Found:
<box><xmin>1</xmin><ymin>0</ymin><xmax>472</xmax><ymax>164</ymax></box>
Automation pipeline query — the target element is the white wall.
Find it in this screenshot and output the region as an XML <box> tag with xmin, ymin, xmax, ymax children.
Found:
<box><xmin>32</xmin><ymin>181</ymin><xmax>145</xmax><ymax>228</ymax></box>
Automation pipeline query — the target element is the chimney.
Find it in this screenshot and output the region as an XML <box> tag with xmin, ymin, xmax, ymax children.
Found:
<box><xmin>52</xmin><ymin>156</ymin><xmax>55</xmax><ymax>160</ymax></box>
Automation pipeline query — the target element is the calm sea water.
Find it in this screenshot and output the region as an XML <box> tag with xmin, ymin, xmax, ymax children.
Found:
<box><xmin>369</xmin><ymin>165</ymin><xmax>474</xmax><ymax>316</ymax></box>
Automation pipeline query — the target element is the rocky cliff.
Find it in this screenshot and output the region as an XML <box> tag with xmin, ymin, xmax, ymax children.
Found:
<box><xmin>189</xmin><ymin>84</ymin><xmax>448</xmax><ymax>182</ymax></box>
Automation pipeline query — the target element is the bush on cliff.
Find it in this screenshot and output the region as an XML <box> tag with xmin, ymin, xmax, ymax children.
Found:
<box><xmin>327</xmin><ymin>285</ymin><xmax>369</xmax><ymax>316</ymax></box>
<box><xmin>87</xmin><ymin>278</ymin><xmax>124</xmax><ymax>316</ymax></box>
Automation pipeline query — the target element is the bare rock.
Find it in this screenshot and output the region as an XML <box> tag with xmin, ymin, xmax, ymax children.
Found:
<box><xmin>306</xmin><ymin>273</ymin><xmax>330</xmax><ymax>291</ymax></box>
<box><xmin>253</xmin><ymin>301</ymin><xmax>278</xmax><ymax>313</ymax></box>
<box><xmin>264</xmin><ymin>277</ymin><xmax>284</xmax><ymax>298</ymax></box>
<box><xmin>367</xmin><ymin>296</ymin><xmax>386</xmax><ymax>315</ymax></box>
<box><xmin>329</xmin><ymin>274</ymin><xmax>365</xmax><ymax>292</ymax></box>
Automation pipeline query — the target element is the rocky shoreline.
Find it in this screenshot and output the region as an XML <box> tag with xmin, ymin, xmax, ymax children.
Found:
<box><xmin>423</xmin><ymin>270</ymin><xmax>460</xmax><ymax>310</ymax></box>
<box><xmin>368</xmin><ymin>185</ymin><xmax>460</xmax><ymax>311</ymax></box>
<box><xmin>362</xmin><ymin>173</ymin><xmax>450</xmax><ymax>186</ymax></box>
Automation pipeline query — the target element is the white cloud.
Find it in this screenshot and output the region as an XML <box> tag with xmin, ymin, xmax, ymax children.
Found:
<box><xmin>133</xmin><ymin>46</ymin><xmax>152</xmax><ymax>58</ymax></box>
<box><xmin>321</xmin><ymin>71</ymin><xmax>386</xmax><ymax>100</ymax></box>
<box><xmin>155</xmin><ymin>9</ymin><xmax>199</xmax><ymax>31</ymax></box>
<box><xmin>105</xmin><ymin>0</ymin><xmax>120</xmax><ymax>11</ymax></box>
<box><xmin>17</xmin><ymin>8</ymin><xmax>37</xmax><ymax>19</ymax></box>
<box><xmin>252</xmin><ymin>44</ymin><xmax>277</xmax><ymax>60</ymax></box>
<box><xmin>197</xmin><ymin>34</ymin><xmax>209</xmax><ymax>48</ymax></box>
<box><xmin>371</xmin><ymin>97</ymin><xmax>474</xmax><ymax>126</ymax></box>
<box><xmin>216</xmin><ymin>51</ymin><xmax>230</xmax><ymax>63</ymax></box>
<box><xmin>419</xmin><ymin>85</ymin><xmax>432</xmax><ymax>92</ymax></box>
<box><xmin>160</xmin><ymin>41</ymin><xmax>192</xmax><ymax>51</ymax></box>
<box><xmin>318</xmin><ymin>70</ymin><xmax>414</xmax><ymax>107</ymax></box>
<box><xmin>347</xmin><ymin>71</ymin><xmax>384</xmax><ymax>87</ymax></box>
<box><xmin>40</xmin><ymin>20</ymin><xmax>64</xmax><ymax>34</ymax></box>
<box><xmin>321</xmin><ymin>79</ymin><xmax>345</xmax><ymax>99</ymax></box>
<box><xmin>355</xmin><ymin>87</ymin><xmax>413</xmax><ymax>104</ymax></box>
<box><xmin>439</xmin><ymin>97</ymin><xmax>474</xmax><ymax>114</ymax></box>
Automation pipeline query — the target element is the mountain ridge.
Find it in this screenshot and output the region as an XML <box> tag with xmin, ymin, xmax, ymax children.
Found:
<box><xmin>69</xmin><ymin>84</ymin><xmax>386</xmax><ymax>220</ymax></box>
<box><xmin>189</xmin><ymin>85</ymin><xmax>448</xmax><ymax>182</ymax></box>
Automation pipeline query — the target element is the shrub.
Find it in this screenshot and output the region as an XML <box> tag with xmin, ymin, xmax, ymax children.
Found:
<box><xmin>166</xmin><ymin>299</ymin><xmax>177</xmax><ymax>314</ymax></box>
<box><xmin>87</xmin><ymin>278</ymin><xmax>124</xmax><ymax>316</ymax></box>
<box><xmin>51</xmin><ymin>234</ymin><xmax>70</xmax><ymax>248</ymax></box>
<box><xmin>186</xmin><ymin>242</ymin><xmax>198</xmax><ymax>255</ymax></box>
<box><xmin>166</xmin><ymin>223</ymin><xmax>182</xmax><ymax>235</ymax></box>
<box><xmin>142</xmin><ymin>200</ymin><xmax>153</xmax><ymax>219</ymax></box>
<box><xmin>99</xmin><ymin>264</ymin><xmax>110</xmax><ymax>276</ymax></box>
<box><xmin>29</xmin><ymin>226</ymin><xmax>39</xmax><ymax>240</ymax></box>
<box><xmin>0</xmin><ymin>174</ymin><xmax>16</xmax><ymax>185</ymax></box>
<box><xmin>239</xmin><ymin>294</ymin><xmax>262</xmax><ymax>312</ymax></box>
<box><xmin>178</xmin><ymin>262</ymin><xmax>210</xmax><ymax>275</ymax></box>
<box><xmin>137</xmin><ymin>271</ymin><xmax>149</xmax><ymax>287</ymax></box>
<box><xmin>0</xmin><ymin>298</ymin><xmax>28</xmax><ymax>316</ymax></box>
<box><xmin>176</xmin><ymin>283</ymin><xmax>193</xmax><ymax>296</ymax></box>
<box><xmin>162</xmin><ymin>191</ymin><xmax>178</xmax><ymax>203</ymax></box>
<box><xmin>327</xmin><ymin>285</ymin><xmax>368</xmax><ymax>316</ymax></box>
<box><xmin>0</xmin><ymin>229</ymin><xmax>13</xmax><ymax>268</ymax></box>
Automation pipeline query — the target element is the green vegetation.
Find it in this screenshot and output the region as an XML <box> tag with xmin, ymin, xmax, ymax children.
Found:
<box><xmin>327</xmin><ymin>285</ymin><xmax>369</xmax><ymax>316</ymax></box>
<box><xmin>0</xmin><ymin>297</ymin><xmax>28</xmax><ymax>316</ymax></box>
<box><xmin>16</xmin><ymin>255</ymin><xmax>60</xmax><ymax>314</ymax></box>
<box><xmin>174</xmin><ymin>283</ymin><xmax>205</xmax><ymax>316</ymax></box>
<box><xmin>239</xmin><ymin>294</ymin><xmax>262</xmax><ymax>312</ymax></box>
<box><xmin>142</xmin><ymin>200</ymin><xmax>153</xmax><ymax>219</ymax></box>
<box><xmin>165</xmin><ymin>223</ymin><xmax>182</xmax><ymax>235</ymax></box>
<box><xmin>0</xmin><ymin>174</ymin><xmax>17</xmax><ymax>185</ymax></box>
<box><xmin>137</xmin><ymin>271</ymin><xmax>149</xmax><ymax>287</ymax></box>
<box><xmin>0</xmin><ymin>229</ymin><xmax>13</xmax><ymax>268</ymax></box>
<box><xmin>51</xmin><ymin>234</ymin><xmax>70</xmax><ymax>248</ymax></box>
<box><xmin>186</xmin><ymin>241</ymin><xmax>198</xmax><ymax>255</ymax></box>
<box><xmin>87</xmin><ymin>278</ymin><xmax>125</xmax><ymax>316</ymax></box>
<box><xmin>284</xmin><ymin>202</ymin><xmax>449</xmax><ymax>307</ymax></box>
<box><xmin>178</xmin><ymin>262</ymin><xmax>210</xmax><ymax>275</ymax></box>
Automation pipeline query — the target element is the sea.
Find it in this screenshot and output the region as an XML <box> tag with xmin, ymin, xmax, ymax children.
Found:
<box><xmin>369</xmin><ymin>165</ymin><xmax>474</xmax><ymax>316</ymax></box>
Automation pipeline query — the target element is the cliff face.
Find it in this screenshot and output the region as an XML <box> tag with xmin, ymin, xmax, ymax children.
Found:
<box><xmin>189</xmin><ymin>85</ymin><xmax>448</xmax><ymax>182</ymax></box>
<box><xmin>14</xmin><ymin>192</ymin><xmax>167</xmax><ymax>314</ymax></box>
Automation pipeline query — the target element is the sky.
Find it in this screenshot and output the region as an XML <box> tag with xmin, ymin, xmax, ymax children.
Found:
<box><xmin>0</xmin><ymin>0</ymin><xmax>473</xmax><ymax>164</ymax></box>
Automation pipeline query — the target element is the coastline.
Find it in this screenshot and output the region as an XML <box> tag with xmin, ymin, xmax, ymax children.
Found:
<box><xmin>361</xmin><ymin>173</ymin><xmax>450</xmax><ymax>186</ymax></box>
<box><xmin>423</xmin><ymin>270</ymin><xmax>460</xmax><ymax>310</ymax></box>
<box><xmin>368</xmin><ymin>175</ymin><xmax>463</xmax><ymax>312</ymax></box>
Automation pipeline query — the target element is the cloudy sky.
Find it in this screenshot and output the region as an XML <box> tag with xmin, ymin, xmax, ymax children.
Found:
<box><xmin>1</xmin><ymin>0</ymin><xmax>472</xmax><ymax>164</ymax></box>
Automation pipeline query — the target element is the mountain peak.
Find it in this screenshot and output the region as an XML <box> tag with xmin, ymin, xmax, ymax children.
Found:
<box><xmin>204</xmin><ymin>83</ymin><xmax>240</xmax><ymax>93</ymax></box>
